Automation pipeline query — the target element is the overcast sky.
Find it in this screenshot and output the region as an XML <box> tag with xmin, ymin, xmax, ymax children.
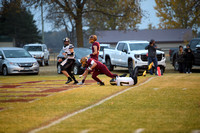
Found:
<box><xmin>32</xmin><ymin>0</ymin><xmax>160</xmax><ymax>32</ymax></box>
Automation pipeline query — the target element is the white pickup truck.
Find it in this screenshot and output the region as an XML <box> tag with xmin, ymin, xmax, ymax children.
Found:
<box><xmin>102</xmin><ymin>40</ymin><xmax>166</xmax><ymax>75</ymax></box>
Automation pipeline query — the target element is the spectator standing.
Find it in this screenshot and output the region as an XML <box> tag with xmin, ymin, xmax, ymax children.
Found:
<box><xmin>145</xmin><ymin>39</ymin><xmax>158</xmax><ymax>75</ymax></box>
<box><xmin>176</xmin><ymin>45</ymin><xmax>186</xmax><ymax>73</ymax></box>
<box><xmin>185</xmin><ymin>48</ymin><xmax>194</xmax><ymax>74</ymax></box>
<box><xmin>184</xmin><ymin>44</ymin><xmax>190</xmax><ymax>52</ymax></box>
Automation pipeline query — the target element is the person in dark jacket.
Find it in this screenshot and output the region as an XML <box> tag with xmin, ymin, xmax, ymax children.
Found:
<box><xmin>185</xmin><ymin>48</ymin><xmax>194</xmax><ymax>74</ymax></box>
<box><xmin>145</xmin><ymin>39</ymin><xmax>158</xmax><ymax>75</ymax></box>
<box><xmin>176</xmin><ymin>45</ymin><xmax>186</xmax><ymax>73</ymax></box>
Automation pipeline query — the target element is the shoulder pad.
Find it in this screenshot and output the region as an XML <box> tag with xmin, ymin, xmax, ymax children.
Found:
<box><xmin>69</xmin><ymin>44</ymin><xmax>74</xmax><ymax>49</ymax></box>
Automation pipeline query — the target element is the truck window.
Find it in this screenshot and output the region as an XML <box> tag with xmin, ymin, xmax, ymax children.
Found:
<box><xmin>123</xmin><ymin>44</ymin><xmax>128</xmax><ymax>51</ymax></box>
<box><xmin>117</xmin><ymin>43</ymin><xmax>125</xmax><ymax>51</ymax></box>
<box><xmin>190</xmin><ymin>40</ymin><xmax>200</xmax><ymax>50</ymax></box>
<box><xmin>129</xmin><ymin>43</ymin><xmax>148</xmax><ymax>51</ymax></box>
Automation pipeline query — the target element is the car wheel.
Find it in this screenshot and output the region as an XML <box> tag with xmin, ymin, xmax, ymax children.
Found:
<box><xmin>174</xmin><ymin>59</ymin><xmax>179</xmax><ymax>71</ymax></box>
<box><xmin>45</xmin><ymin>57</ymin><xmax>49</xmax><ymax>66</ymax></box>
<box><xmin>2</xmin><ymin>66</ymin><xmax>8</xmax><ymax>76</ymax></box>
<box><xmin>40</xmin><ymin>59</ymin><xmax>45</xmax><ymax>66</ymax></box>
<box><xmin>57</xmin><ymin>64</ymin><xmax>62</xmax><ymax>74</ymax></box>
<box><xmin>106</xmin><ymin>58</ymin><xmax>114</xmax><ymax>71</ymax></box>
<box><xmin>73</xmin><ymin>64</ymin><xmax>80</xmax><ymax>75</ymax></box>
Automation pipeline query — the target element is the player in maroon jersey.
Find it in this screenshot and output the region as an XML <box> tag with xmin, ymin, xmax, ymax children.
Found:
<box><xmin>78</xmin><ymin>57</ymin><xmax>118</xmax><ymax>86</ymax></box>
<box><xmin>89</xmin><ymin>35</ymin><xmax>100</xmax><ymax>61</ymax></box>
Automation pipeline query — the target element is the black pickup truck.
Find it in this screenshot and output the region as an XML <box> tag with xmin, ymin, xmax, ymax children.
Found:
<box><xmin>169</xmin><ymin>38</ymin><xmax>200</xmax><ymax>70</ymax></box>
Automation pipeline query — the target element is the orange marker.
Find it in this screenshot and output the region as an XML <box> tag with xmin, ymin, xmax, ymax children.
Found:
<box><xmin>157</xmin><ymin>66</ymin><xmax>161</xmax><ymax>76</ymax></box>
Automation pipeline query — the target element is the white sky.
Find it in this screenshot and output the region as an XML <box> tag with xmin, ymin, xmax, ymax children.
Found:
<box><xmin>32</xmin><ymin>0</ymin><xmax>159</xmax><ymax>32</ymax></box>
<box><xmin>138</xmin><ymin>0</ymin><xmax>160</xmax><ymax>29</ymax></box>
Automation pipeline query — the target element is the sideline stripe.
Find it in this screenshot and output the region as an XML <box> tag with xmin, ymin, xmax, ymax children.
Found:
<box><xmin>29</xmin><ymin>77</ymin><xmax>154</xmax><ymax>133</ymax></box>
<box><xmin>134</xmin><ymin>128</ymin><xmax>145</xmax><ymax>133</ymax></box>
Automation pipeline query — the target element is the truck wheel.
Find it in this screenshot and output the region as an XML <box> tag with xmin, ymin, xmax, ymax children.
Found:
<box><xmin>128</xmin><ymin>60</ymin><xmax>133</xmax><ymax>74</ymax></box>
<box><xmin>45</xmin><ymin>57</ymin><xmax>49</xmax><ymax>66</ymax></box>
<box><xmin>106</xmin><ymin>58</ymin><xmax>114</xmax><ymax>71</ymax></box>
<box><xmin>40</xmin><ymin>59</ymin><xmax>45</xmax><ymax>66</ymax></box>
<box><xmin>160</xmin><ymin>66</ymin><xmax>165</xmax><ymax>75</ymax></box>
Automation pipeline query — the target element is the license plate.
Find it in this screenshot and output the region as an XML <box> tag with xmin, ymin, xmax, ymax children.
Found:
<box><xmin>24</xmin><ymin>67</ymin><xmax>30</xmax><ymax>70</ymax></box>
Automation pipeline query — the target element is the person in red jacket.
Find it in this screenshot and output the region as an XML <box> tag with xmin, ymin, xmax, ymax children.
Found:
<box><xmin>78</xmin><ymin>57</ymin><xmax>118</xmax><ymax>86</ymax></box>
<box><xmin>89</xmin><ymin>35</ymin><xmax>100</xmax><ymax>61</ymax></box>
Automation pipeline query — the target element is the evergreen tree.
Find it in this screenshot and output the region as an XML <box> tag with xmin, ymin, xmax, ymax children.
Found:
<box><xmin>0</xmin><ymin>0</ymin><xmax>41</xmax><ymax>47</ymax></box>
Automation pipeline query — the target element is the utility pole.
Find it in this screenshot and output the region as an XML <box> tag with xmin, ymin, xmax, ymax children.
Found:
<box><xmin>41</xmin><ymin>0</ymin><xmax>44</xmax><ymax>44</ymax></box>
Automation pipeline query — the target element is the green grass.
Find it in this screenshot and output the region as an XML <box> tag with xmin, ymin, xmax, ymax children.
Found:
<box><xmin>0</xmin><ymin>73</ymin><xmax>200</xmax><ymax>133</ymax></box>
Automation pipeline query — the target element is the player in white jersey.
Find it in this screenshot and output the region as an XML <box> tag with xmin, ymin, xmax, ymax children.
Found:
<box><xmin>110</xmin><ymin>67</ymin><xmax>138</xmax><ymax>86</ymax></box>
<box><xmin>58</xmin><ymin>37</ymin><xmax>78</xmax><ymax>84</ymax></box>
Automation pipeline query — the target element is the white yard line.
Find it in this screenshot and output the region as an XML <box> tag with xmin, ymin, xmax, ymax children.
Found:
<box><xmin>134</xmin><ymin>128</ymin><xmax>145</xmax><ymax>133</ymax></box>
<box><xmin>29</xmin><ymin>77</ymin><xmax>154</xmax><ymax>133</ymax></box>
<box><xmin>80</xmin><ymin>129</ymin><xmax>90</xmax><ymax>133</ymax></box>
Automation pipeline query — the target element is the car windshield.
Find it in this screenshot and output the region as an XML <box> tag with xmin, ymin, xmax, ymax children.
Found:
<box><xmin>129</xmin><ymin>43</ymin><xmax>149</xmax><ymax>51</ymax></box>
<box><xmin>3</xmin><ymin>50</ymin><xmax>32</xmax><ymax>58</ymax></box>
<box><xmin>24</xmin><ymin>46</ymin><xmax>42</xmax><ymax>51</ymax></box>
<box><xmin>74</xmin><ymin>48</ymin><xmax>92</xmax><ymax>59</ymax></box>
<box><xmin>100</xmin><ymin>46</ymin><xmax>109</xmax><ymax>51</ymax></box>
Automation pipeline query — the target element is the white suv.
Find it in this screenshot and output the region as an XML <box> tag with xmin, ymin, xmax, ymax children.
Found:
<box><xmin>23</xmin><ymin>43</ymin><xmax>50</xmax><ymax>66</ymax></box>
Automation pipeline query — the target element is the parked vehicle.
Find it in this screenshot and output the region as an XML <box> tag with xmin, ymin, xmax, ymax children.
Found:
<box><xmin>103</xmin><ymin>40</ymin><xmax>166</xmax><ymax>75</ymax></box>
<box><xmin>169</xmin><ymin>38</ymin><xmax>200</xmax><ymax>70</ymax></box>
<box><xmin>99</xmin><ymin>44</ymin><xmax>110</xmax><ymax>59</ymax></box>
<box><xmin>57</xmin><ymin>48</ymin><xmax>92</xmax><ymax>75</ymax></box>
<box><xmin>23</xmin><ymin>43</ymin><xmax>49</xmax><ymax>66</ymax></box>
<box><xmin>0</xmin><ymin>47</ymin><xmax>39</xmax><ymax>76</ymax></box>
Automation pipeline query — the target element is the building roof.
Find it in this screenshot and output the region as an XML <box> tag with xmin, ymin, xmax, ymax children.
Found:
<box><xmin>95</xmin><ymin>29</ymin><xmax>193</xmax><ymax>43</ymax></box>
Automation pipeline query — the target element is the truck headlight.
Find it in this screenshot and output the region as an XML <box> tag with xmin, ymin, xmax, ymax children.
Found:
<box><xmin>134</xmin><ymin>54</ymin><xmax>140</xmax><ymax>59</ymax></box>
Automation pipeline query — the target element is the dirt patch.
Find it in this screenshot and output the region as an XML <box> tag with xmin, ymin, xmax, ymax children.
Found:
<box><xmin>41</xmin><ymin>88</ymin><xmax>70</xmax><ymax>93</ymax></box>
<box><xmin>0</xmin><ymin>91</ymin><xmax>38</xmax><ymax>93</ymax></box>
<box><xmin>0</xmin><ymin>99</ymin><xmax>35</xmax><ymax>103</ymax></box>
<box><xmin>84</xmin><ymin>80</ymin><xmax>96</xmax><ymax>83</ymax></box>
<box><xmin>0</xmin><ymin>85</ymin><xmax>21</xmax><ymax>88</ymax></box>
<box><xmin>20</xmin><ymin>81</ymin><xmax>44</xmax><ymax>84</ymax></box>
<box><xmin>0</xmin><ymin>94</ymin><xmax>49</xmax><ymax>97</ymax></box>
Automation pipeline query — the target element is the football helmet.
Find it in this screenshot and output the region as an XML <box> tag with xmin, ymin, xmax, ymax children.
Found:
<box><xmin>89</xmin><ymin>35</ymin><xmax>97</xmax><ymax>43</ymax></box>
<box><xmin>63</xmin><ymin>37</ymin><xmax>70</xmax><ymax>42</ymax></box>
<box><xmin>80</xmin><ymin>57</ymin><xmax>88</xmax><ymax>67</ymax></box>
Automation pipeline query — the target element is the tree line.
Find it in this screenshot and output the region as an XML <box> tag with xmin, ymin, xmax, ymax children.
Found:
<box><xmin>0</xmin><ymin>0</ymin><xmax>200</xmax><ymax>49</ymax></box>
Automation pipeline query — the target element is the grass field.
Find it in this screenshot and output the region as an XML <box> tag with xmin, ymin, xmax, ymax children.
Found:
<box><xmin>0</xmin><ymin>59</ymin><xmax>200</xmax><ymax>133</ymax></box>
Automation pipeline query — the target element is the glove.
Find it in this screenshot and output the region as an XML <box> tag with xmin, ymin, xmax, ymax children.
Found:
<box><xmin>79</xmin><ymin>75</ymin><xmax>83</xmax><ymax>78</ymax></box>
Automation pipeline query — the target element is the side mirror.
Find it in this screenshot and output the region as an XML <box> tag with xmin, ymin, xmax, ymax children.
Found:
<box><xmin>122</xmin><ymin>49</ymin><xmax>128</xmax><ymax>53</ymax></box>
<box><xmin>0</xmin><ymin>55</ymin><xmax>3</xmax><ymax>59</ymax></box>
